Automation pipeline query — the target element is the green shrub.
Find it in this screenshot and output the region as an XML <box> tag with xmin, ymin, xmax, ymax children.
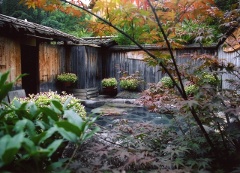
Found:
<box><xmin>185</xmin><ymin>84</ymin><xmax>199</xmax><ymax>96</ymax></box>
<box><xmin>119</xmin><ymin>71</ymin><xmax>143</xmax><ymax>91</ymax></box>
<box><xmin>15</xmin><ymin>91</ymin><xmax>86</xmax><ymax>118</ymax></box>
<box><xmin>160</xmin><ymin>76</ymin><xmax>174</xmax><ymax>88</ymax></box>
<box><xmin>101</xmin><ymin>78</ymin><xmax>117</xmax><ymax>88</ymax></box>
<box><xmin>0</xmin><ymin>71</ymin><xmax>99</xmax><ymax>172</ymax></box>
<box><xmin>201</xmin><ymin>73</ymin><xmax>219</xmax><ymax>86</ymax></box>
<box><xmin>120</xmin><ymin>78</ymin><xmax>139</xmax><ymax>90</ymax></box>
<box><xmin>57</xmin><ymin>73</ymin><xmax>77</xmax><ymax>83</ymax></box>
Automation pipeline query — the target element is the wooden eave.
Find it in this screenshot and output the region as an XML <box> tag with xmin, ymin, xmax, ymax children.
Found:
<box><xmin>81</xmin><ymin>36</ymin><xmax>117</xmax><ymax>47</ymax></box>
<box><xmin>216</xmin><ymin>26</ymin><xmax>238</xmax><ymax>48</ymax></box>
<box><xmin>0</xmin><ymin>14</ymin><xmax>86</xmax><ymax>44</ymax></box>
<box><xmin>109</xmin><ymin>43</ymin><xmax>218</xmax><ymax>51</ymax></box>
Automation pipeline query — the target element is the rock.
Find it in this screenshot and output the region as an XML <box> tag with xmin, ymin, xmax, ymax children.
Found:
<box><xmin>82</xmin><ymin>100</ymin><xmax>105</xmax><ymax>108</ymax></box>
<box><xmin>91</xmin><ymin>105</ymin><xmax>128</xmax><ymax>116</ymax></box>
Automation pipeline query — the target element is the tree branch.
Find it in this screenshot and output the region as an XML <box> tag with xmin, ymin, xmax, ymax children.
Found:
<box><xmin>147</xmin><ymin>0</ymin><xmax>218</xmax><ymax>157</ymax></box>
<box><xmin>147</xmin><ymin>0</ymin><xmax>187</xmax><ymax>99</ymax></box>
<box><xmin>61</xmin><ymin>0</ymin><xmax>218</xmax><ymax>158</ymax></box>
<box><xmin>60</xmin><ymin>0</ymin><xmax>184</xmax><ymax>96</ymax></box>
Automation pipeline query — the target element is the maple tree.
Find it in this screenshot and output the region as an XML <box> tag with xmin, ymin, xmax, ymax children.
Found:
<box><xmin>18</xmin><ymin>0</ymin><xmax>240</xmax><ymax>171</ymax></box>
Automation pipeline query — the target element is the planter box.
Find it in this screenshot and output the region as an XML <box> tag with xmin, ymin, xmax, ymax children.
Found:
<box><xmin>102</xmin><ymin>86</ymin><xmax>117</xmax><ymax>96</ymax></box>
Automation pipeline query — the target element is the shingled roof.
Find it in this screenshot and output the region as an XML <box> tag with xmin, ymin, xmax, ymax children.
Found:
<box><xmin>0</xmin><ymin>13</ymin><xmax>87</xmax><ymax>44</ymax></box>
<box><xmin>81</xmin><ymin>36</ymin><xmax>117</xmax><ymax>47</ymax></box>
<box><xmin>0</xmin><ymin>14</ymin><xmax>116</xmax><ymax>46</ymax></box>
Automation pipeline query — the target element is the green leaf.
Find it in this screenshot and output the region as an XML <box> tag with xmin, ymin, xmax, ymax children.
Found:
<box><xmin>56</xmin><ymin>121</ymin><xmax>82</xmax><ymax>136</ymax></box>
<box><xmin>28</xmin><ymin>103</ymin><xmax>40</xmax><ymax>118</ymax></box>
<box><xmin>14</xmin><ymin>119</ymin><xmax>36</xmax><ymax>136</ymax></box>
<box><xmin>35</xmin><ymin>120</ymin><xmax>49</xmax><ymax>130</ymax></box>
<box><xmin>32</xmin><ymin>127</ymin><xmax>57</xmax><ymax>145</ymax></box>
<box><xmin>22</xmin><ymin>138</ymin><xmax>36</xmax><ymax>154</ymax></box>
<box><xmin>81</xmin><ymin>126</ymin><xmax>100</xmax><ymax>141</ymax></box>
<box><xmin>55</xmin><ymin>121</ymin><xmax>84</xmax><ymax>142</ymax></box>
<box><xmin>0</xmin><ymin>133</ymin><xmax>24</xmax><ymax>165</ymax></box>
<box><xmin>2</xmin><ymin>148</ymin><xmax>19</xmax><ymax>165</ymax></box>
<box><xmin>64</xmin><ymin>110</ymin><xmax>83</xmax><ymax>127</ymax></box>
<box><xmin>40</xmin><ymin>107</ymin><xmax>59</xmax><ymax>122</ymax></box>
<box><xmin>14</xmin><ymin>119</ymin><xmax>35</xmax><ymax>132</ymax></box>
<box><xmin>0</xmin><ymin>70</ymin><xmax>10</xmax><ymax>88</ymax></box>
<box><xmin>63</xmin><ymin>97</ymin><xmax>72</xmax><ymax>110</ymax></box>
<box><xmin>0</xmin><ymin>135</ymin><xmax>10</xmax><ymax>157</ymax></box>
<box><xmin>31</xmin><ymin>148</ymin><xmax>50</xmax><ymax>157</ymax></box>
<box><xmin>56</xmin><ymin>126</ymin><xmax>77</xmax><ymax>142</ymax></box>
<box><xmin>0</xmin><ymin>109</ymin><xmax>14</xmax><ymax>121</ymax></box>
<box><xmin>9</xmin><ymin>132</ymin><xmax>24</xmax><ymax>148</ymax></box>
<box><xmin>12</xmin><ymin>100</ymin><xmax>27</xmax><ymax>109</ymax></box>
<box><xmin>0</xmin><ymin>83</ymin><xmax>13</xmax><ymax>102</ymax></box>
<box><xmin>50</xmin><ymin>100</ymin><xmax>63</xmax><ymax>114</ymax></box>
<box><xmin>11</xmin><ymin>99</ymin><xmax>22</xmax><ymax>109</ymax></box>
<box><xmin>46</xmin><ymin>139</ymin><xmax>63</xmax><ymax>157</ymax></box>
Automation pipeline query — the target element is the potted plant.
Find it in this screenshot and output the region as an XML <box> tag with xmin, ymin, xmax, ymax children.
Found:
<box><xmin>119</xmin><ymin>78</ymin><xmax>139</xmax><ymax>91</ymax></box>
<box><xmin>101</xmin><ymin>78</ymin><xmax>118</xmax><ymax>96</ymax></box>
<box><xmin>57</xmin><ymin>72</ymin><xmax>77</xmax><ymax>87</ymax></box>
<box><xmin>160</xmin><ymin>76</ymin><xmax>174</xmax><ymax>88</ymax></box>
<box><xmin>119</xmin><ymin>71</ymin><xmax>143</xmax><ymax>91</ymax></box>
<box><xmin>185</xmin><ymin>84</ymin><xmax>199</xmax><ymax>96</ymax></box>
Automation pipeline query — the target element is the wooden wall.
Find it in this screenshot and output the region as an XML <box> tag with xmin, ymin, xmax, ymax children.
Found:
<box><xmin>0</xmin><ymin>36</ymin><xmax>67</xmax><ymax>93</ymax></box>
<box><xmin>39</xmin><ymin>42</ymin><xmax>65</xmax><ymax>92</ymax></box>
<box><xmin>176</xmin><ymin>48</ymin><xmax>217</xmax><ymax>75</ymax></box>
<box><xmin>104</xmin><ymin>50</ymin><xmax>163</xmax><ymax>90</ymax></box>
<box><xmin>0</xmin><ymin>36</ymin><xmax>22</xmax><ymax>88</ymax></box>
<box><xmin>218</xmin><ymin>44</ymin><xmax>240</xmax><ymax>90</ymax></box>
<box><xmin>70</xmin><ymin>46</ymin><xmax>102</xmax><ymax>89</ymax></box>
<box><xmin>0</xmin><ymin>34</ymin><xmax>221</xmax><ymax>96</ymax></box>
<box><xmin>105</xmin><ymin>47</ymin><xmax>217</xmax><ymax>90</ymax></box>
<box><xmin>85</xmin><ymin>46</ymin><xmax>102</xmax><ymax>89</ymax></box>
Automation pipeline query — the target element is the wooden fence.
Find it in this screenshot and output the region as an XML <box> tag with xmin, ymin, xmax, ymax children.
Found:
<box><xmin>218</xmin><ymin>45</ymin><xmax>240</xmax><ymax>90</ymax></box>
<box><xmin>103</xmin><ymin>51</ymin><xmax>162</xmax><ymax>90</ymax></box>
<box><xmin>104</xmin><ymin>45</ymin><xmax>217</xmax><ymax>90</ymax></box>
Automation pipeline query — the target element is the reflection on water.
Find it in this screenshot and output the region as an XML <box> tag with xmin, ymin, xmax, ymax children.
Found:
<box><xmin>83</xmin><ymin>101</ymin><xmax>172</xmax><ymax>128</ymax></box>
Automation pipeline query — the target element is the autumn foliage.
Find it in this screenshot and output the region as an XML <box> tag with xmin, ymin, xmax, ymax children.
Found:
<box><xmin>20</xmin><ymin>0</ymin><xmax>223</xmax><ymax>44</ymax></box>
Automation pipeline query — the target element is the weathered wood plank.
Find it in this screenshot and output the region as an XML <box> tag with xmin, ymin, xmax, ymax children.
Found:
<box><xmin>0</xmin><ymin>36</ymin><xmax>21</xmax><ymax>86</ymax></box>
<box><xmin>218</xmin><ymin>44</ymin><xmax>240</xmax><ymax>90</ymax></box>
<box><xmin>39</xmin><ymin>43</ymin><xmax>64</xmax><ymax>92</ymax></box>
<box><xmin>104</xmin><ymin>48</ymin><xmax>216</xmax><ymax>90</ymax></box>
<box><xmin>72</xmin><ymin>87</ymin><xmax>98</xmax><ymax>99</ymax></box>
<box><xmin>87</xmin><ymin>87</ymin><xmax>98</xmax><ymax>92</ymax></box>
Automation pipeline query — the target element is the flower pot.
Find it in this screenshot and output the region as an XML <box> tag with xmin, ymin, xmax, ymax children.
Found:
<box><xmin>60</xmin><ymin>81</ymin><xmax>74</xmax><ymax>92</ymax></box>
<box><xmin>102</xmin><ymin>86</ymin><xmax>117</xmax><ymax>96</ymax></box>
<box><xmin>62</xmin><ymin>81</ymin><xmax>72</xmax><ymax>87</ymax></box>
